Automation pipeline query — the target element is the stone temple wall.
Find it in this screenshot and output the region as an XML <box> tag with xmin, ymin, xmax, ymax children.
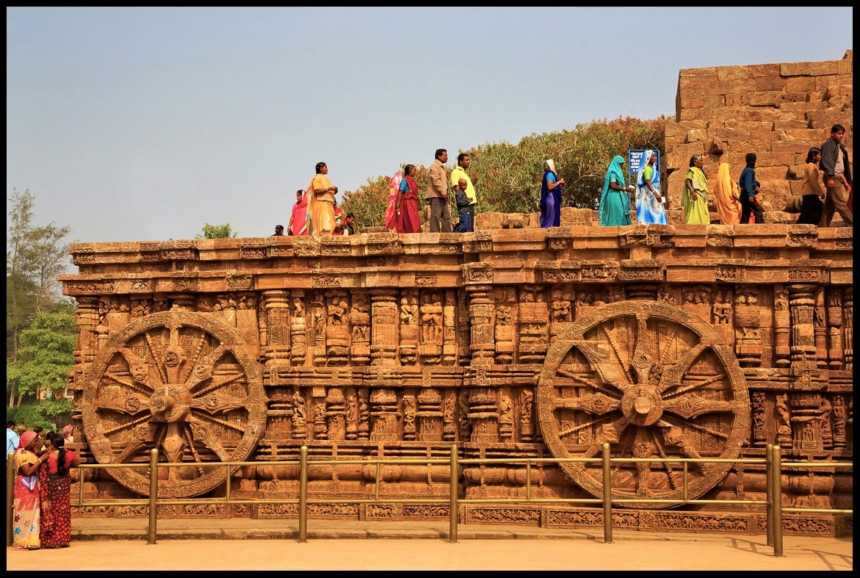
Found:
<box><xmin>665</xmin><ymin>50</ymin><xmax>853</xmax><ymax>223</ymax></box>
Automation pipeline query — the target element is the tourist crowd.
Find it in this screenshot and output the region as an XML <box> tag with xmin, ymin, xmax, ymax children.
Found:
<box><xmin>276</xmin><ymin>123</ymin><xmax>850</xmax><ymax>236</ymax></box>
<box><xmin>8</xmin><ymin>420</ymin><xmax>78</xmax><ymax>550</ymax></box>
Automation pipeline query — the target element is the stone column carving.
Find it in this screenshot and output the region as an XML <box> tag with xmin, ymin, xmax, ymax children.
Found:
<box><xmin>130</xmin><ymin>297</ymin><xmax>151</xmax><ymax>319</ymax></box>
<box><xmin>309</xmin><ymin>293</ymin><xmax>327</xmax><ymax>366</ymax></box>
<box><xmin>398</xmin><ymin>290</ymin><xmax>419</xmax><ymax>365</ymax></box>
<box><xmin>313</xmin><ymin>391</ymin><xmax>327</xmax><ymax>440</ymax></box>
<box><xmin>494</xmin><ymin>287</ymin><xmax>517</xmax><ymax>364</ymax></box>
<box><xmin>325</xmin><ymin>290</ymin><xmax>350</xmax><ymax>365</ymax></box>
<box><xmin>443</xmin><ymin>290</ymin><xmax>458</xmax><ymax>365</ymax></box>
<box><xmin>262</xmin><ymin>290</ymin><xmax>290</xmax><ymax>367</ymax></box>
<box><xmin>357</xmin><ymin>388</ymin><xmax>370</xmax><ymax>440</ymax></box>
<box><xmin>773</xmin><ymin>286</ymin><xmax>791</xmax><ymax>367</ymax></box>
<box><xmin>843</xmin><ymin>288</ymin><xmax>853</xmax><ymax>370</ymax></box>
<box><xmin>468</xmin><ymin>389</ymin><xmax>499</xmax><ymax>444</ymax></box>
<box><xmin>420</xmin><ymin>291</ymin><xmax>444</xmax><ymax>364</ymax></box>
<box><xmin>750</xmin><ymin>391</ymin><xmax>767</xmax><ymax>447</ymax></box>
<box><xmin>402</xmin><ymin>391</ymin><xmax>417</xmax><ymax>441</ymax></box>
<box><xmin>518</xmin><ymin>285</ymin><xmax>548</xmax><ymax>364</ymax></box>
<box><xmin>76</xmin><ymin>297</ymin><xmax>99</xmax><ymax>367</ymax></box>
<box><xmin>775</xmin><ymin>393</ymin><xmax>792</xmax><ymax>449</ymax></box>
<box><xmin>370</xmin><ymin>289</ymin><xmax>398</xmax><ymax>366</ymax></box>
<box><xmin>711</xmin><ymin>288</ymin><xmax>733</xmax><ymax>345</ymax></box>
<box><xmin>819</xmin><ymin>397</ymin><xmax>833</xmax><ymax>450</ymax></box>
<box><xmin>442</xmin><ymin>390</ymin><xmax>457</xmax><ymax>441</ymax></box>
<box><xmin>498</xmin><ymin>390</ymin><xmax>514</xmax><ymax>441</ymax></box>
<box><xmin>734</xmin><ymin>287</ymin><xmax>761</xmax><ymax>367</ymax></box>
<box><xmin>417</xmin><ymin>388</ymin><xmax>443</xmax><ymax>441</ymax></box>
<box><xmin>832</xmin><ymin>395</ymin><xmax>847</xmax><ymax>450</ymax></box>
<box><xmin>519</xmin><ymin>389</ymin><xmax>535</xmax><ymax>442</ymax></box>
<box><xmin>325</xmin><ymin>387</ymin><xmax>347</xmax><ymax>441</ymax></box>
<box><xmin>790</xmin><ymin>371</ymin><xmax>823</xmax><ymax>454</ymax></box>
<box><xmin>827</xmin><ymin>289</ymin><xmax>843</xmax><ymax>369</ymax></box>
<box><xmin>549</xmin><ymin>286</ymin><xmax>573</xmax><ymax>346</ymax></box>
<box><xmin>290</xmin><ymin>291</ymin><xmax>307</xmax><ymax>366</ymax></box>
<box><xmin>370</xmin><ymin>388</ymin><xmax>398</xmax><ymax>441</ymax></box>
<box><xmin>345</xmin><ymin>388</ymin><xmax>358</xmax><ymax>440</ymax></box>
<box><xmin>349</xmin><ymin>293</ymin><xmax>370</xmax><ymax>365</ymax></box>
<box><xmin>291</xmin><ymin>388</ymin><xmax>307</xmax><ymax>439</ymax></box>
<box><xmin>788</xmin><ymin>285</ymin><xmax>817</xmax><ymax>369</ymax></box>
<box><xmin>458</xmin><ymin>390</ymin><xmax>471</xmax><ymax>440</ymax></box>
<box><xmin>467</xmin><ymin>286</ymin><xmax>495</xmax><ymax>366</ymax></box>
<box><xmin>814</xmin><ymin>288</ymin><xmax>828</xmax><ymax>368</ymax></box>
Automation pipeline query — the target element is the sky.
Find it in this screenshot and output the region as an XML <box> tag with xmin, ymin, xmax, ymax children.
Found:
<box><xmin>6</xmin><ymin>6</ymin><xmax>853</xmax><ymax>245</ymax></box>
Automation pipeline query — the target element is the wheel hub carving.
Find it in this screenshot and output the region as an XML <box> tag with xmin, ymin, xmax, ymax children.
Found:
<box><xmin>82</xmin><ymin>311</ymin><xmax>265</xmax><ymax>498</ymax></box>
<box><xmin>537</xmin><ymin>300</ymin><xmax>750</xmax><ymax>508</ymax></box>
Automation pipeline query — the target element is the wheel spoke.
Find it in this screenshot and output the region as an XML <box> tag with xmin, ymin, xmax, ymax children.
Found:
<box><xmin>662</xmin><ymin>415</ymin><xmax>729</xmax><ymax>440</ymax></box>
<box><xmin>187</xmin><ymin>345</ymin><xmax>228</xmax><ymax>392</ymax></box>
<box><xmin>190</xmin><ymin>410</ymin><xmax>246</xmax><ymax>433</ymax></box>
<box><xmin>192</xmin><ymin>373</ymin><xmax>246</xmax><ymax>399</ymax></box>
<box><xmin>658</xmin><ymin>342</ymin><xmax>708</xmax><ymax>393</ymax></box>
<box><xmin>663</xmin><ymin>396</ymin><xmax>736</xmax><ymax>420</ymax></box>
<box><xmin>556</xmin><ymin>368</ymin><xmax>623</xmax><ymax>398</ymax></box>
<box><xmin>114</xmin><ymin>436</ymin><xmax>149</xmax><ymax>464</ymax></box>
<box><xmin>96</xmin><ymin>396</ymin><xmax>148</xmax><ymax>417</ymax></box>
<box><xmin>191</xmin><ymin>394</ymin><xmax>247</xmax><ymax>415</ymax></box>
<box><xmin>188</xmin><ymin>416</ymin><xmax>230</xmax><ymax>461</ymax></box>
<box><xmin>554</xmin><ymin>393</ymin><xmax>620</xmax><ymax>415</ymax></box>
<box><xmin>103</xmin><ymin>373</ymin><xmax>154</xmax><ymax>397</ymax></box>
<box><xmin>182</xmin><ymin>423</ymin><xmax>206</xmax><ymax>476</ymax></box>
<box><xmin>183</xmin><ymin>332</ymin><xmax>209</xmax><ymax>383</ymax></box>
<box><xmin>648</xmin><ymin>429</ymin><xmax>678</xmax><ymax>490</ymax></box>
<box><xmin>143</xmin><ymin>332</ymin><xmax>169</xmax><ymax>384</ymax></box>
<box><xmin>600</xmin><ymin>324</ymin><xmax>634</xmax><ymax>385</ymax></box>
<box><xmin>102</xmin><ymin>414</ymin><xmax>151</xmax><ymax>437</ymax></box>
<box><xmin>662</xmin><ymin>373</ymin><xmax>727</xmax><ymax>399</ymax></box>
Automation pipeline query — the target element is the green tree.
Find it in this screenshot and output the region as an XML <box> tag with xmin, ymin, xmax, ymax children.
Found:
<box><xmin>7</xmin><ymin>189</ymin><xmax>71</xmax><ymax>381</ymax></box>
<box><xmin>198</xmin><ymin>223</ymin><xmax>237</xmax><ymax>239</ymax></box>
<box><xmin>6</xmin><ymin>303</ymin><xmax>76</xmax><ymax>411</ymax></box>
<box><xmin>341</xmin><ymin>116</ymin><xmax>667</xmax><ymax>227</ymax></box>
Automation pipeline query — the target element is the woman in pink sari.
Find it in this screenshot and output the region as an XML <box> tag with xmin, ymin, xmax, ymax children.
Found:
<box><xmin>396</xmin><ymin>164</ymin><xmax>421</xmax><ymax>233</ymax></box>
<box><xmin>288</xmin><ymin>188</ymin><xmax>309</xmax><ymax>236</ymax></box>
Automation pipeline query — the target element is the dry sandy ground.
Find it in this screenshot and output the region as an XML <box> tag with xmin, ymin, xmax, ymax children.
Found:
<box><xmin>6</xmin><ymin>534</ymin><xmax>853</xmax><ymax>571</ymax></box>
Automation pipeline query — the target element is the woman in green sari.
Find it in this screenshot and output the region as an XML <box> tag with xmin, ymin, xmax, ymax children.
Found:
<box><xmin>599</xmin><ymin>155</ymin><xmax>634</xmax><ymax>226</ymax></box>
<box><xmin>683</xmin><ymin>154</ymin><xmax>711</xmax><ymax>224</ymax></box>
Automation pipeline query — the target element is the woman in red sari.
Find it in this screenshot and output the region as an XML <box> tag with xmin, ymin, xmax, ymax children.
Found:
<box><xmin>397</xmin><ymin>164</ymin><xmax>421</xmax><ymax>233</ymax></box>
<box><xmin>39</xmin><ymin>432</ymin><xmax>78</xmax><ymax>548</ymax></box>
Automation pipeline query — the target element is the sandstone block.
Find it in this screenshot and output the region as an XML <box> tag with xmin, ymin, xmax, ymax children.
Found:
<box><xmin>748</xmin><ymin>91</ymin><xmax>782</xmax><ymax>107</ymax></box>
<box><xmin>780</xmin><ymin>61</ymin><xmax>840</xmax><ymax>77</ymax></box>
<box><xmin>716</xmin><ymin>67</ymin><xmax>751</xmax><ymax>81</ymax></box>
<box><xmin>777</xmin><ymin>128</ymin><xmax>828</xmax><ymax>143</ymax></box>
<box><xmin>748</xmin><ymin>64</ymin><xmax>782</xmax><ymax>77</ymax></box>
<box><xmin>681</xmin><ymin>67</ymin><xmax>719</xmax><ymax>79</ymax></box>
<box><xmin>753</xmin><ymin>76</ymin><xmax>786</xmax><ymax>91</ymax></box>
<box><xmin>771</xmin><ymin>140</ymin><xmax>809</xmax><ymax>154</ymax></box>
<box><xmin>759</xmin><ymin>178</ymin><xmax>791</xmax><ymax>197</ymax></box>
<box><xmin>679</xmin><ymin>109</ymin><xmax>705</xmax><ymax>122</ymax></box>
<box><xmin>785</xmin><ymin>77</ymin><xmax>817</xmax><ymax>92</ymax></box>
<box><xmin>755</xmin><ymin>152</ymin><xmax>800</xmax><ymax>167</ymax></box>
<box><xmin>717</xmin><ymin>80</ymin><xmax>757</xmax><ymax>95</ymax></box>
<box><xmin>781</xmin><ymin>92</ymin><xmax>808</xmax><ymax>103</ymax></box>
<box><xmin>685</xmin><ymin>129</ymin><xmax>707</xmax><ymax>143</ymax></box>
<box><xmin>756</xmin><ymin>166</ymin><xmax>790</xmax><ymax>180</ymax></box>
<box><xmin>774</xmin><ymin>119</ymin><xmax>809</xmax><ymax>130</ymax></box>
<box><xmin>806</xmin><ymin>109</ymin><xmax>849</xmax><ymax>129</ymax></box>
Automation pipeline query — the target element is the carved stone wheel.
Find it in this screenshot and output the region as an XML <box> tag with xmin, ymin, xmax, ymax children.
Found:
<box><xmin>537</xmin><ymin>300</ymin><xmax>750</xmax><ymax>509</ymax></box>
<box><xmin>82</xmin><ymin>311</ymin><xmax>265</xmax><ymax>498</ymax></box>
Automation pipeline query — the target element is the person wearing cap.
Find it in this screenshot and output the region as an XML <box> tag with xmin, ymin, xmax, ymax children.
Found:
<box><xmin>451</xmin><ymin>153</ymin><xmax>477</xmax><ymax>232</ymax></box>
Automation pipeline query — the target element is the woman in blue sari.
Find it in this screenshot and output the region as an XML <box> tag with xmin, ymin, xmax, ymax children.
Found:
<box><xmin>599</xmin><ymin>155</ymin><xmax>633</xmax><ymax>226</ymax></box>
<box><xmin>540</xmin><ymin>159</ymin><xmax>565</xmax><ymax>228</ymax></box>
<box><xmin>636</xmin><ymin>150</ymin><xmax>667</xmax><ymax>224</ymax></box>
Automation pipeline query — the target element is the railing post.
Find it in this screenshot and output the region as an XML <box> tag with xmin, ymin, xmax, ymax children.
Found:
<box><xmin>449</xmin><ymin>444</ymin><xmax>459</xmax><ymax>543</ymax></box>
<box><xmin>225</xmin><ymin>464</ymin><xmax>231</xmax><ymax>504</ymax></box>
<box><xmin>602</xmin><ymin>442</ymin><xmax>612</xmax><ymax>544</ymax></box>
<box><xmin>298</xmin><ymin>445</ymin><xmax>308</xmax><ymax>543</ymax></box>
<box><xmin>148</xmin><ymin>448</ymin><xmax>158</xmax><ymax>545</ymax></box>
<box><xmin>772</xmin><ymin>445</ymin><xmax>783</xmax><ymax>557</ymax></box>
<box><xmin>7</xmin><ymin>455</ymin><xmax>15</xmax><ymax>547</ymax></box>
<box><xmin>766</xmin><ymin>444</ymin><xmax>774</xmax><ymax>547</ymax></box>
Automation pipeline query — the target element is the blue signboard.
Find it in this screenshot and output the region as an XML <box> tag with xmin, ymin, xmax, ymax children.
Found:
<box><xmin>627</xmin><ymin>149</ymin><xmax>660</xmax><ymax>185</ymax></box>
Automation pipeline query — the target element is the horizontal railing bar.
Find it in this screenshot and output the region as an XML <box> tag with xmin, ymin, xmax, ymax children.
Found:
<box><xmin>76</xmin><ymin>463</ymin><xmax>151</xmax><ymax>469</ymax></box>
<box><xmin>458</xmin><ymin>458</ymin><xmax>601</xmax><ymax>464</ymax></box>
<box><xmin>613</xmin><ymin>499</ymin><xmax>767</xmax><ymax>505</ymax></box>
<box><xmin>305</xmin><ymin>459</ymin><xmax>450</xmax><ymax>465</ymax></box>
<box><xmin>610</xmin><ymin>458</ymin><xmax>767</xmax><ymax>464</ymax></box>
<box><xmin>780</xmin><ymin>462</ymin><xmax>854</xmax><ymax>468</ymax></box>
<box><xmin>306</xmin><ymin>499</ymin><xmax>449</xmax><ymax>505</ymax></box>
<box><xmin>781</xmin><ymin>508</ymin><xmax>853</xmax><ymax>514</ymax></box>
<box><xmin>73</xmin><ymin>500</ymin><xmax>150</xmax><ymax>507</ymax></box>
<box><xmin>460</xmin><ymin>498</ymin><xmax>603</xmax><ymax>504</ymax></box>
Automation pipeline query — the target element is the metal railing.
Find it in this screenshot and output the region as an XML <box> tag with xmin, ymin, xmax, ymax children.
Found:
<box><xmin>6</xmin><ymin>443</ymin><xmax>852</xmax><ymax>557</ymax></box>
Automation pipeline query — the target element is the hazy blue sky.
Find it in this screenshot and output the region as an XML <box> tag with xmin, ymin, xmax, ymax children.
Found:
<box><xmin>7</xmin><ymin>7</ymin><xmax>853</xmax><ymax>244</ymax></box>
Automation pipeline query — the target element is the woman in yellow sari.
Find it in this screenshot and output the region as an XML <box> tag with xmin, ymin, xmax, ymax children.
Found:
<box><xmin>14</xmin><ymin>431</ymin><xmax>48</xmax><ymax>549</ymax></box>
<box><xmin>714</xmin><ymin>162</ymin><xmax>741</xmax><ymax>224</ymax></box>
<box><xmin>308</xmin><ymin>162</ymin><xmax>338</xmax><ymax>237</ymax></box>
<box><xmin>683</xmin><ymin>154</ymin><xmax>710</xmax><ymax>224</ymax></box>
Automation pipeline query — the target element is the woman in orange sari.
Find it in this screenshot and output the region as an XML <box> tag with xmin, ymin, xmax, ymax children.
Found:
<box><xmin>309</xmin><ymin>162</ymin><xmax>338</xmax><ymax>237</ymax></box>
<box><xmin>714</xmin><ymin>162</ymin><xmax>741</xmax><ymax>224</ymax></box>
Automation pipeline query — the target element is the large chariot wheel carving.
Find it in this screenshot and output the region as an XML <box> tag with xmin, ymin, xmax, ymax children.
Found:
<box><xmin>82</xmin><ymin>311</ymin><xmax>265</xmax><ymax>498</ymax></box>
<box><xmin>537</xmin><ymin>300</ymin><xmax>749</xmax><ymax>509</ymax></box>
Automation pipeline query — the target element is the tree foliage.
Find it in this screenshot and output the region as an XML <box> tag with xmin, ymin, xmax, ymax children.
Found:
<box><xmin>341</xmin><ymin>116</ymin><xmax>667</xmax><ymax>228</ymax></box>
<box><xmin>6</xmin><ymin>303</ymin><xmax>76</xmax><ymax>408</ymax></box>
<box><xmin>198</xmin><ymin>223</ymin><xmax>237</xmax><ymax>239</ymax></box>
